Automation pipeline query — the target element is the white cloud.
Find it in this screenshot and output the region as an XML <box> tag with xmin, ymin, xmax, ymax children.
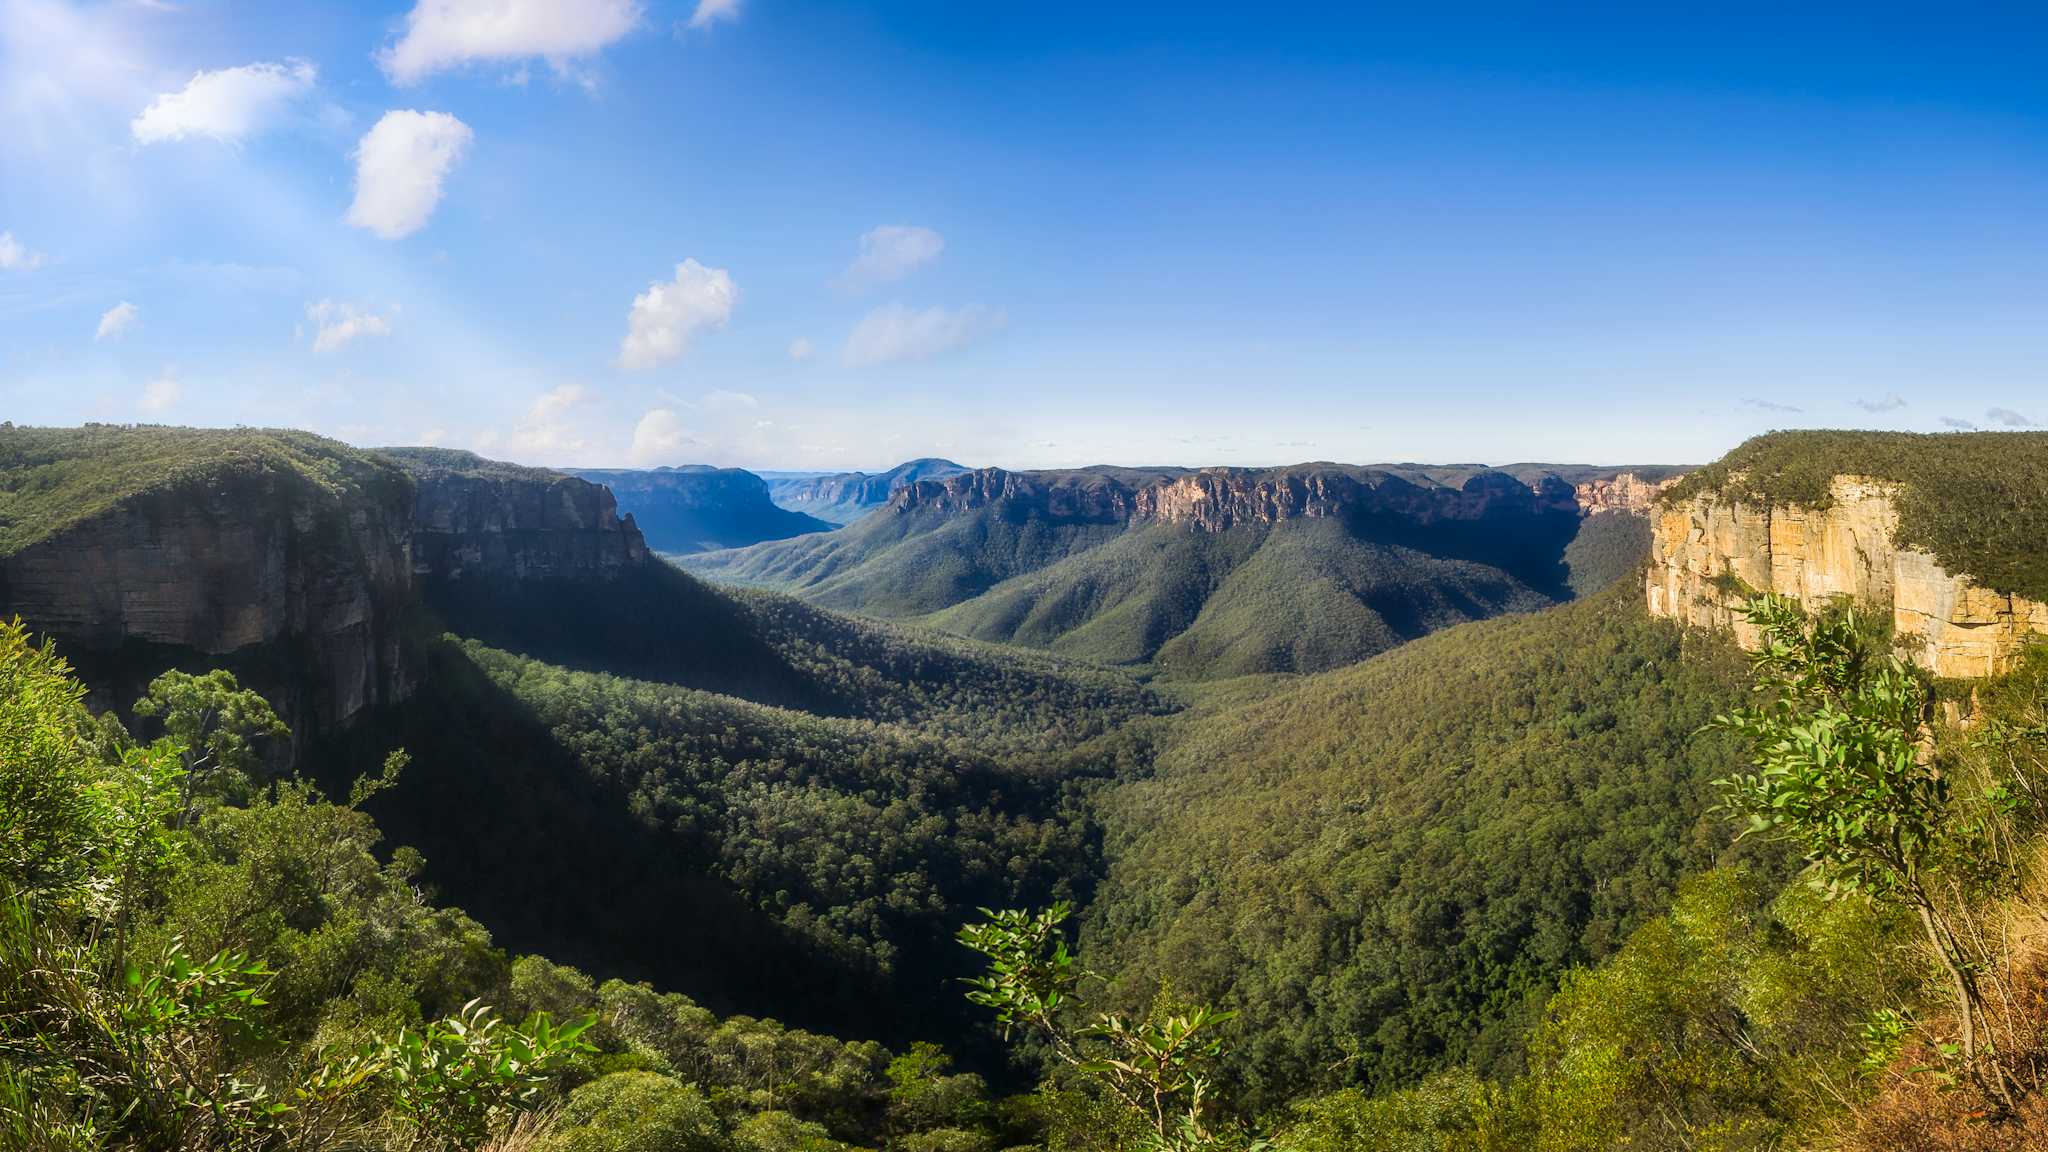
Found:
<box><xmin>503</xmin><ymin>384</ymin><xmax>594</xmax><ymax>457</ymax></box>
<box><xmin>379</xmin><ymin>0</ymin><xmax>643</xmax><ymax>86</ymax></box>
<box><xmin>686</xmin><ymin>0</ymin><xmax>741</xmax><ymax>30</ymax></box>
<box><xmin>629</xmin><ymin>407</ymin><xmax>692</xmax><ymax>464</ymax></box>
<box><xmin>1850</xmin><ymin>392</ymin><xmax>1907</xmax><ymax>414</ymax></box>
<box><xmin>130</xmin><ymin>59</ymin><xmax>315</xmax><ymax>144</ymax></box>
<box><xmin>617</xmin><ymin>259</ymin><xmax>738</xmax><ymax>371</ymax></box>
<box><xmin>306</xmin><ymin>299</ymin><xmax>396</xmax><ymax>353</ymax></box>
<box><xmin>139</xmin><ymin>369</ymin><xmax>179</xmax><ymax>412</ymax></box>
<box><xmin>0</xmin><ymin>231</ymin><xmax>45</xmax><ymax>271</ymax></box>
<box><xmin>843</xmin><ymin>303</ymin><xmax>1005</xmax><ymax>367</ymax></box>
<box><xmin>95</xmin><ymin>301</ymin><xmax>137</xmax><ymax>341</ymax></box>
<box><xmin>703</xmin><ymin>389</ymin><xmax>756</xmax><ymax>412</ymax></box>
<box><xmin>842</xmin><ymin>225</ymin><xmax>943</xmax><ymax>289</ymax></box>
<box><xmin>787</xmin><ymin>337</ymin><xmax>814</xmax><ymax>361</ymax></box>
<box><xmin>346</xmin><ymin>110</ymin><xmax>472</xmax><ymax>240</ymax></box>
<box><xmin>1988</xmin><ymin>406</ymin><xmax>2036</xmax><ymax>428</ymax></box>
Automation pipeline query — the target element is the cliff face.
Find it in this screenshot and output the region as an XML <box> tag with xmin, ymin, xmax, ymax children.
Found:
<box><xmin>1132</xmin><ymin>468</ymin><xmax>1582</xmax><ymax>532</ymax></box>
<box><xmin>410</xmin><ymin>470</ymin><xmax>650</xmax><ymax>580</ymax></box>
<box><xmin>1646</xmin><ymin>475</ymin><xmax>2048</xmax><ymax>678</ymax></box>
<box><xmin>0</xmin><ymin>470</ymin><xmax>416</xmax><ymax>731</ymax></box>
<box><xmin>889</xmin><ymin>465</ymin><xmax>1584</xmax><ymax>533</ymax></box>
<box><xmin>889</xmin><ymin>467</ymin><xmax>1157</xmax><ymax>523</ymax></box>
<box><xmin>1575</xmin><ymin>471</ymin><xmax>1680</xmax><ymax>516</ymax></box>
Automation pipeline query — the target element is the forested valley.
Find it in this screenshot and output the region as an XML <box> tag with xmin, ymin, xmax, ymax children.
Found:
<box><xmin>7</xmin><ymin>427</ymin><xmax>2048</xmax><ymax>1151</ymax></box>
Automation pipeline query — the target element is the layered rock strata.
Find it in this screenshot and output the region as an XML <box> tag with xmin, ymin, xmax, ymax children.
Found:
<box><xmin>1646</xmin><ymin>475</ymin><xmax>2048</xmax><ymax>678</ymax></box>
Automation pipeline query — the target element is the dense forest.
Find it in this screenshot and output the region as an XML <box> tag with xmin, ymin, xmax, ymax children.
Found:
<box><xmin>10</xmin><ymin>426</ymin><xmax>2048</xmax><ymax>1150</ymax></box>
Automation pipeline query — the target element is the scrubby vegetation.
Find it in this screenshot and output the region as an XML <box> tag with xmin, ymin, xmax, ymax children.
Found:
<box><xmin>1661</xmin><ymin>429</ymin><xmax>2048</xmax><ymax>600</ymax></box>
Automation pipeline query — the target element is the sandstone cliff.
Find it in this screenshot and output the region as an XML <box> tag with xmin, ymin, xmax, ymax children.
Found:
<box><xmin>393</xmin><ymin>450</ymin><xmax>650</xmax><ymax>580</ymax></box>
<box><xmin>0</xmin><ymin>446</ymin><xmax>416</xmax><ymax>732</ymax></box>
<box><xmin>888</xmin><ymin>466</ymin><xmax>1173</xmax><ymax>522</ymax></box>
<box><xmin>0</xmin><ymin>434</ymin><xmax>667</xmax><ymax>735</ymax></box>
<box><xmin>1132</xmin><ymin>467</ymin><xmax>1582</xmax><ymax>531</ymax></box>
<box><xmin>1646</xmin><ymin>475</ymin><xmax>2048</xmax><ymax>678</ymax></box>
<box><xmin>1574</xmin><ymin>471</ymin><xmax>1680</xmax><ymax>516</ymax></box>
<box><xmin>887</xmin><ymin>464</ymin><xmax>1587</xmax><ymax>533</ymax></box>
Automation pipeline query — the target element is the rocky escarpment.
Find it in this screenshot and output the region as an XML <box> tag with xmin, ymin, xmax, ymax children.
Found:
<box><xmin>0</xmin><ymin>448</ymin><xmax>416</xmax><ymax>732</ymax></box>
<box><xmin>394</xmin><ymin>451</ymin><xmax>650</xmax><ymax>580</ymax></box>
<box><xmin>1646</xmin><ymin>475</ymin><xmax>2048</xmax><ymax>678</ymax></box>
<box><xmin>1575</xmin><ymin>471</ymin><xmax>1680</xmax><ymax>516</ymax></box>
<box><xmin>1133</xmin><ymin>467</ymin><xmax>1583</xmax><ymax>531</ymax></box>
<box><xmin>888</xmin><ymin>467</ymin><xmax>1175</xmax><ymax>522</ymax></box>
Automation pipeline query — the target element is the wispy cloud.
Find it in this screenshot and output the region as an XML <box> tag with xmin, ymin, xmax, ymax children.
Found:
<box><xmin>1850</xmin><ymin>392</ymin><xmax>1907</xmax><ymax>413</ymax></box>
<box><xmin>1940</xmin><ymin>417</ymin><xmax>1977</xmax><ymax>430</ymax></box>
<box><xmin>841</xmin><ymin>225</ymin><xmax>944</xmax><ymax>290</ymax></box>
<box><xmin>0</xmin><ymin>231</ymin><xmax>45</xmax><ymax>271</ymax></box>
<box><xmin>1742</xmin><ymin>397</ymin><xmax>1803</xmax><ymax>414</ymax></box>
<box><xmin>1987</xmin><ymin>406</ymin><xmax>2036</xmax><ymax>428</ymax></box>
<box><xmin>139</xmin><ymin>369</ymin><xmax>179</xmax><ymax>412</ymax></box>
<box><xmin>629</xmin><ymin>407</ymin><xmax>695</xmax><ymax>464</ymax></box>
<box><xmin>702</xmin><ymin>389</ymin><xmax>756</xmax><ymax>413</ymax></box>
<box><xmin>94</xmin><ymin>301</ymin><xmax>137</xmax><ymax>342</ymax></box>
<box><xmin>843</xmin><ymin>303</ymin><xmax>1004</xmax><ymax>367</ymax></box>
<box><xmin>501</xmin><ymin>383</ymin><xmax>595</xmax><ymax>457</ymax></box>
<box><xmin>787</xmin><ymin>336</ymin><xmax>814</xmax><ymax>362</ymax></box>
<box><xmin>306</xmin><ymin>300</ymin><xmax>396</xmax><ymax>354</ymax></box>
<box><xmin>686</xmin><ymin>0</ymin><xmax>741</xmax><ymax>29</ymax></box>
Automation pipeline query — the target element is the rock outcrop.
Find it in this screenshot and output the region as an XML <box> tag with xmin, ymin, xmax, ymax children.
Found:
<box><xmin>401</xmin><ymin>454</ymin><xmax>650</xmax><ymax>580</ymax></box>
<box><xmin>1646</xmin><ymin>475</ymin><xmax>2048</xmax><ymax>678</ymax></box>
<box><xmin>0</xmin><ymin>467</ymin><xmax>416</xmax><ymax>732</ymax></box>
<box><xmin>1575</xmin><ymin>471</ymin><xmax>1680</xmax><ymax>516</ymax></box>
<box><xmin>889</xmin><ymin>467</ymin><xmax>1161</xmax><ymax>523</ymax></box>
<box><xmin>1133</xmin><ymin>467</ymin><xmax>1582</xmax><ymax>532</ymax></box>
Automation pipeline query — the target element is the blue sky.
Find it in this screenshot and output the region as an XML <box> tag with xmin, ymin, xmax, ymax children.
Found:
<box><xmin>3</xmin><ymin>1</ymin><xmax>2046</xmax><ymax>470</ymax></box>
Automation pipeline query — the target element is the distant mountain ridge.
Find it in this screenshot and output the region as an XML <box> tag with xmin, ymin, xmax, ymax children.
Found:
<box><xmin>571</xmin><ymin>465</ymin><xmax>835</xmax><ymax>554</ymax></box>
<box><xmin>686</xmin><ymin>460</ymin><xmax>1677</xmax><ymax>677</ymax></box>
<box><xmin>766</xmin><ymin>457</ymin><xmax>968</xmax><ymax>524</ymax></box>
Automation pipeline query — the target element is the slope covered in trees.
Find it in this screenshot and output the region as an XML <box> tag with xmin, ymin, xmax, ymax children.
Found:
<box><xmin>0</xmin><ymin>621</ymin><xmax>1040</xmax><ymax>1152</ymax></box>
<box><xmin>929</xmin><ymin>519</ymin><xmax>1557</xmax><ymax>678</ymax></box>
<box><xmin>691</xmin><ymin>463</ymin><xmax>1665</xmax><ymax>679</ymax></box>
<box><xmin>684</xmin><ymin>467</ymin><xmax>1182</xmax><ymax>617</ymax></box>
<box><xmin>1078</xmin><ymin>583</ymin><xmax>1758</xmax><ymax>1109</ymax></box>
